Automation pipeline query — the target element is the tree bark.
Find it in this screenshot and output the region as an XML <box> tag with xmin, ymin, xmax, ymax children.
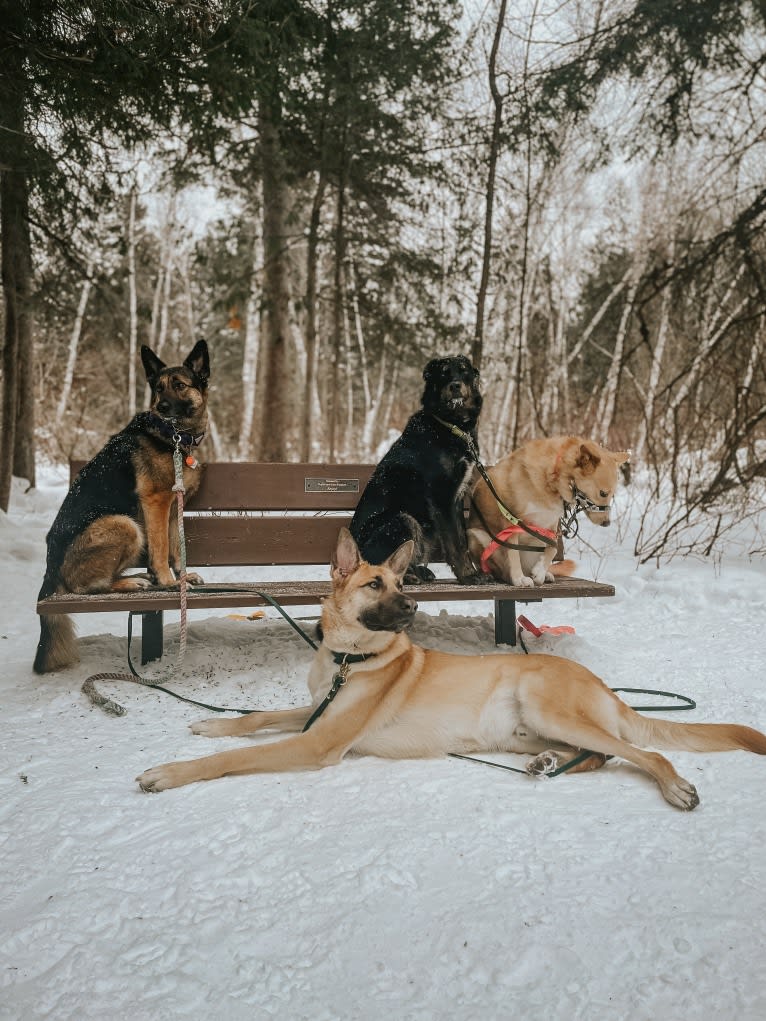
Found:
<box><xmin>127</xmin><ymin>188</ymin><xmax>138</xmax><ymax>417</ymax></box>
<box><xmin>328</xmin><ymin>128</ymin><xmax>347</xmax><ymax>462</ymax></box>
<box><xmin>238</xmin><ymin>232</ymin><xmax>262</xmax><ymax>460</ymax></box>
<box><xmin>472</xmin><ymin>0</ymin><xmax>508</xmax><ymax>371</ymax></box>
<box><xmin>633</xmin><ymin>242</ymin><xmax>675</xmax><ymax>463</ymax></box>
<box><xmin>258</xmin><ymin>98</ymin><xmax>293</xmax><ymax>462</ymax></box>
<box><xmin>0</xmin><ymin>55</ymin><xmax>35</xmax><ymax>507</ymax></box>
<box><xmin>593</xmin><ymin>271</ymin><xmax>641</xmax><ymax>441</ymax></box>
<box><xmin>300</xmin><ymin>169</ymin><xmax>327</xmax><ymax>460</ymax></box>
<box><xmin>55</xmin><ymin>257</ymin><xmax>94</xmax><ymax>428</ymax></box>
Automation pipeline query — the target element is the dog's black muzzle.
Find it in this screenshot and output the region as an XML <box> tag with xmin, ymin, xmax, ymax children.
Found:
<box><xmin>360</xmin><ymin>593</ymin><xmax>418</xmax><ymax>633</ymax></box>
<box><xmin>156</xmin><ymin>398</ymin><xmax>197</xmax><ymax>419</ymax></box>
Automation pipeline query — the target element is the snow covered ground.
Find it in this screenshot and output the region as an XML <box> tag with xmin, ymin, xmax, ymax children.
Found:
<box><xmin>2</xmin><ymin>467</ymin><xmax>766</xmax><ymax>1020</ymax></box>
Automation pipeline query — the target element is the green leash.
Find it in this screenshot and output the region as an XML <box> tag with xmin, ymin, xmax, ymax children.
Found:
<box><xmin>449</xmin><ymin>688</ymin><xmax>697</xmax><ymax>778</ymax></box>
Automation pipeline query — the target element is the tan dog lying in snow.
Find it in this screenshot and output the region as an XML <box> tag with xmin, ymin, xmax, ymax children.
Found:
<box><xmin>137</xmin><ymin>529</ymin><xmax>766</xmax><ymax>809</ymax></box>
<box><xmin>467</xmin><ymin>436</ymin><xmax>629</xmax><ymax>587</ymax></box>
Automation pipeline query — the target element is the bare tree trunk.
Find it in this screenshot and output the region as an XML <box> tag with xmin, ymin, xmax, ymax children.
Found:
<box><xmin>349</xmin><ymin>257</ymin><xmax>372</xmax><ymax>452</ymax></box>
<box><xmin>378</xmin><ymin>355</ymin><xmax>400</xmax><ymax>448</ymax></box>
<box><xmin>362</xmin><ymin>334</ymin><xmax>386</xmax><ymax>455</ymax></box>
<box><xmin>147</xmin><ymin>194</ymin><xmax>176</xmax><ymax>354</ymax></box>
<box><xmin>156</xmin><ymin>248</ymin><xmax>173</xmax><ymax>357</ymax></box>
<box><xmin>179</xmin><ymin>250</ymin><xmax>196</xmax><ymax>347</ymax></box>
<box><xmin>258</xmin><ymin>99</ymin><xmax>293</xmax><ymax>462</ymax></box>
<box><xmin>509</xmin><ymin>0</ymin><xmax>543</xmax><ymax>450</ymax></box>
<box><xmin>489</xmin><ymin>294</ymin><xmax>514</xmax><ymax>461</ymax></box>
<box><xmin>328</xmin><ymin>131</ymin><xmax>347</xmax><ymax>462</ymax></box>
<box><xmin>472</xmin><ymin>0</ymin><xmax>508</xmax><ymax>371</ymax></box>
<box><xmin>342</xmin><ymin>283</ymin><xmax>354</xmax><ymax>459</ymax></box>
<box><xmin>127</xmin><ymin>188</ymin><xmax>138</xmax><ymax>417</ymax></box>
<box><xmin>633</xmin><ymin>243</ymin><xmax>675</xmax><ymax>463</ymax></box>
<box><xmin>156</xmin><ymin>196</ymin><xmax>177</xmax><ymax>357</ymax></box>
<box><xmin>662</xmin><ymin>267</ymin><xmax>749</xmax><ymax>432</ymax></box>
<box><xmin>300</xmin><ymin>168</ymin><xmax>324</xmax><ymax>460</ymax></box>
<box><xmin>178</xmin><ymin>252</ymin><xmax>224</xmax><ymax>460</ymax></box>
<box><xmin>238</xmin><ymin>234</ymin><xmax>262</xmax><ymax>460</ymax></box>
<box><xmin>55</xmin><ymin>257</ymin><xmax>94</xmax><ymax>428</ymax></box>
<box><xmin>593</xmin><ymin>272</ymin><xmax>640</xmax><ymax>441</ymax></box>
<box><xmin>0</xmin><ymin>63</ymin><xmax>35</xmax><ymax>507</ymax></box>
<box><xmin>538</xmin><ymin>269</ymin><xmax>569</xmax><ymax>432</ymax></box>
<box><xmin>567</xmin><ymin>268</ymin><xmax>631</xmax><ymax>366</ymax></box>
<box><xmin>299</xmin><ymin>168</ymin><xmax>327</xmax><ymax>460</ymax></box>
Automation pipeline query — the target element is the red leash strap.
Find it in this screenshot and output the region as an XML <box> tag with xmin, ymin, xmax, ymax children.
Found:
<box><xmin>480</xmin><ymin>522</ymin><xmax>559</xmax><ymax>573</ymax></box>
<box><xmin>518</xmin><ymin>614</ymin><xmax>576</xmax><ymax>638</ymax></box>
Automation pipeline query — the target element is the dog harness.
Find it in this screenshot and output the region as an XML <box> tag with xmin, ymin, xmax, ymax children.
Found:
<box><xmin>480</xmin><ymin>521</ymin><xmax>559</xmax><ymax>573</ymax></box>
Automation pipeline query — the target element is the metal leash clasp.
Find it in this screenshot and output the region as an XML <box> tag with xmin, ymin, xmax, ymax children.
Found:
<box><xmin>328</xmin><ymin>659</ymin><xmax>351</xmax><ymax>701</ymax></box>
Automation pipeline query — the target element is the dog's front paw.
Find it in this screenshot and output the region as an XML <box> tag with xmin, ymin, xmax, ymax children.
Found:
<box><xmin>114</xmin><ymin>574</ymin><xmax>154</xmax><ymax>591</ymax></box>
<box><xmin>405</xmin><ymin>565</ymin><xmax>436</xmax><ymax>584</ymax></box>
<box><xmin>511</xmin><ymin>575</ymin><xmax>535</xmax><ymax>589</ymax></box>
<box><xmin>150</xmin><ymin>570</ymin><xmax>176</xmax><ymax>588</ymax></box>
<box><xmin>136</xmin><ymin>763</ymin><xmax>186</xmax><ymax>792</ymax></box>
<box><xmin>661</xmin><ymin>776</ymin><xmax>700</xmax><ymax>811</ymax></box>
<box><xmin>183</xmin><ymin>571</ymin><xmax>204</xmax><ymax>586</ymax></box>
<box><xmin>526</xmin><ymin>750</ymin><xmax>560</xmax><ymax>776</ymax></box>
<box><xmin>190</xmin><ymin>718</ymin><xmax>229</xmax><ymax>737</ymax></box>
<box><xmin>530</xmin><ymin>566</ymin><xmax>548</xmax><ymax>586</ymax></box>
<box><xmin>457</xmin><ymin>571</ymin><xmax>495</xmax><ymax>586</ymax></box>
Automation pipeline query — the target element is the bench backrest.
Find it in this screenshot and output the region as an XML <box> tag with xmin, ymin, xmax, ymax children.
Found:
<box><xmin>71</xmin><ymin>461</ymin><xmax>375</xmax><ymax>567</ymax></box>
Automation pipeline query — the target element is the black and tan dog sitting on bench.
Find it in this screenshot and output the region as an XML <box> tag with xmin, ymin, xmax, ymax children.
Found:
<box><xmin>34</xmin><ymin>340</ymin><xmax>210</xmax><ymax>674</ymax></box>
<box><xmin>350</xmin><ymin>355</ymin><xmax>491</xmax><ymax>586</ymax></box>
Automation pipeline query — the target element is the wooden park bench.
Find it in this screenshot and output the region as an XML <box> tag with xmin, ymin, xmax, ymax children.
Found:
<box><xmin>36</xmin><ymin>461</ymin><xmax>615</xmax><ymax>665</ymax></box>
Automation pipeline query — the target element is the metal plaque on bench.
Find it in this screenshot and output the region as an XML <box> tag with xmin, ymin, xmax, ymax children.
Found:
<box><xmin>305</xmin><ymin>477</ymin><xmax>360</xmax><ymax>494</ymax></box>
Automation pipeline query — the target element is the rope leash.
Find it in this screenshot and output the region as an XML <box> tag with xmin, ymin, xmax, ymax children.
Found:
<box><xmin>82</xmin><ymin>591</ymin><xmax>319</xmax><ymax>716</ymax></box>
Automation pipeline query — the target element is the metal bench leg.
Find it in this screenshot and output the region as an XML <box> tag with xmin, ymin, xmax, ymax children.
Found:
<box><xmin>494</xmin><ymin>598</ymin><xmax>517</xmax><ymax>646</ymax></box>
<box><xmin>141</xmin><ymin>611</ymin><xmax>164</xmax><ymax>664</ymax></box>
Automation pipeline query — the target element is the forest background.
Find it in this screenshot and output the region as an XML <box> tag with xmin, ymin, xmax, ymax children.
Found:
<box><xmin>1</xmin><ymin>0</ymin><xmax>765</xmax><ymax>564</ymax></box>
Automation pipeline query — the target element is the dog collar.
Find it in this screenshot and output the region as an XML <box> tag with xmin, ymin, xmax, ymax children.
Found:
<box><xmin>301</xmin><ymin>650</ymin><xmax>377</xmax><ymax>734</ymax></box>
<box><xmin>431</xmin><ymin>415</ymin><xmax>479</xmax><ymax>454</ymax></box>
<box><xmin>329</xmin><ymin>650</ymin><xmax>377</xmax><ymax>665</ymax></box>
<box><xmin>149</xmin><ymin>414</ymin><xmax>205</xmax><ymax>449</ymax></box>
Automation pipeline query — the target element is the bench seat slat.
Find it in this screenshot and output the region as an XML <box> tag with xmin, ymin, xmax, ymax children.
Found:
<box><xmin>37</xmin><ymin>576</ymin><xmax>616</xmax><ymax>615</ymax></box>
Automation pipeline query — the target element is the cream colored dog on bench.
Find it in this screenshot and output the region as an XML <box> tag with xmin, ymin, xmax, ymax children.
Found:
<box><xmin>468</xmin><ymin>435</ymin><xmax>629</xmax><ymax>586</ymax></box>
<box><xmin>137</xmin><ymin>530</ymin><xmax>766</xmax><ymax>809</ymax></box>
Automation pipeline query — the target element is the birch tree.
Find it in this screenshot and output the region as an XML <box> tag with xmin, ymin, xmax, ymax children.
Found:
<box><xmin>55</xmin><ymin>257</ymin><xmax>94</xmax><ymax>428</ymax></box>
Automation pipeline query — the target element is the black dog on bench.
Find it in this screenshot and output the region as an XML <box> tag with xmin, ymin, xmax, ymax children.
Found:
<box><xmin>350</xmin><ymin>355</ymin><xmax>489</xmax><ymax>585</ymax></box>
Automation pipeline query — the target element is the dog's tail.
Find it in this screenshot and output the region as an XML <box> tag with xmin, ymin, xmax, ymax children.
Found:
<box><xmin>620</xmin><ymin>707</ymin><xmax>766</xmax><ymax>756</ymax></box>
<box><xmin>550</xmin><ymin>558</ymin><xmax>576</xmax><ymax>578</ymax></box>
<box><xmin>33</xmin><ymin>568</ymin><xmax>79</xmax><ymax>674</ymax></box>
<box><xmin>34</xmin><ymin>615</ymin><xmax>78</xmax><ymax>673</ymax></box>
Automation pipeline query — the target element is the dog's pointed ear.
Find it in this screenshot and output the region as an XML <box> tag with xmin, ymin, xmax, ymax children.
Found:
<box><xmin>384</xmin><ymin>539</ymin><xmax>414</xmax><ymax>579</ymax></box>
<box><xmin>611</xmin><ymin>449</ymin><xmax>631</xmax><ymax>466</ymax></box>
<box><xmin>331</xmin><ymin>528</ymin><xmax>361</xmax><ymax>580</ymax></box>
<box><xmin>184</xmin><ymin>339</ymin><xmax>210</xmax><ymax>384</ymax></box>
<box><xmin>422</xmin><ymin>358</ymin><xmax>442</xmax><ymax>382</ymax></box>
<box><xmin>457</xmin><ymin>355</ymin><xmax>479</xmax><ymax>380</ymax></box>
<box><xmin>141</xmin><ymin>345</ymin><xmax>166</xmax><ymax>382</ymax></box>
<box><xmin>575</xmin><ymin>442</ymin><xmax>601</xmax><ymax>475</ymax></box>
